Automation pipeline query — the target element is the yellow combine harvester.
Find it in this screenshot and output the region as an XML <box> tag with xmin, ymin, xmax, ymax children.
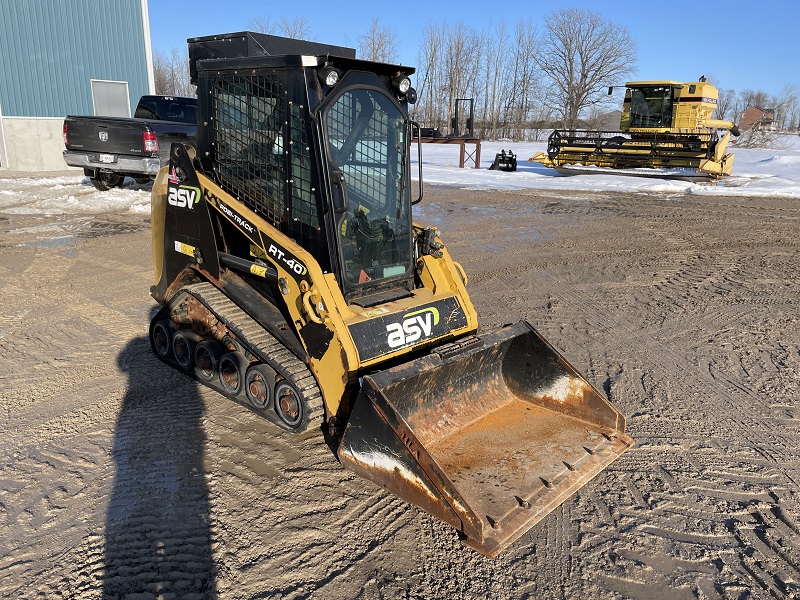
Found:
<box><xmin>530</xmin><ymin>79</ymin><xmax>741</xmax><ymax>178</ymax></box>
<box><xmin>149</xmin><ymin>32</ymin><xmax>633</xmax><ymax>557</ymax></box>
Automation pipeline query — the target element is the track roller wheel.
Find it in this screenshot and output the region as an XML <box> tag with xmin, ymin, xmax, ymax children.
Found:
<box><xmin>245</xmin><ymin>364</ymin><xmax>277</xmax><ymax>410</ymax></box>
<box><xmin>219</xmin><ymin>352</ymin><xmax>250</xmax><ymax>395</ymax></box>
<box><xmin>220</xmin><ymin>333</ymin><xmax>241</xmax><ymax>353</ymax></box>
<box><xmin>172</xmin><ymin>330</ymin><xmax>201</xmax><ymax>370</ymax></box>
<box><xmin>151</xmin><ymin>319</ymin><xmax>176</xmax><ymax>358</ymax></box>
<box><xmin>194</xmin><ymin>340</ymin><xmax>222</xmax><ymax>382</ymax></box>
<box><xmin>275</xmin><ymin>380</ymin><xmax>307</xmax><ymax>431</ymax></box>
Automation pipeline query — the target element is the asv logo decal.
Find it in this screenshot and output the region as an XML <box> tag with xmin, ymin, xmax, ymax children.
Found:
<box><xmin>386</xmin><ymin>307</ymin><xmax>440</xmax><ymax>349</ymax></box>
<box><xmin>168</xmin><ymin>185</ymin><xmax>200</xmax><ymax>209</ymax></box>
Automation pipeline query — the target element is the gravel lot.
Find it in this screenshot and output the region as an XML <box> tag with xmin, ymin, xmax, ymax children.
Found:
<box><xmin>1</xmin><ymin>181</ymin><xmax>798</xmax><ymax>599</ymax></box>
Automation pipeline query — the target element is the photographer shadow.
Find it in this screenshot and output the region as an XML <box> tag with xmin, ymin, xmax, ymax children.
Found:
<box><xmin>102</xmin><ymin>333</ymin><xmax>216</xmax><ymax>598</ymax></box>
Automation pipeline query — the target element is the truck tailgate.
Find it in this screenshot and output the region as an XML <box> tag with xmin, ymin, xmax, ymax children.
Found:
<box><xmin>64</xmin><ymin>116</ymin><xmax>146</xmax><ymax>157</ymax></box>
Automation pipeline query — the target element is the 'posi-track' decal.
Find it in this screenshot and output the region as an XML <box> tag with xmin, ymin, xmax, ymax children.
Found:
<box><xmin>205</xmin><ymin>191</ymin><xmax>309</xmax><ymax>282</ymax></box>
<box><xmin>218</xmin><ymin>201</ymin><xmax>257</xmax><ymax>238</ymax></box>
<box><xmin>347</xmin><ymin>296</ymin><xmax>468</xmax><ymax>361</ymax></box>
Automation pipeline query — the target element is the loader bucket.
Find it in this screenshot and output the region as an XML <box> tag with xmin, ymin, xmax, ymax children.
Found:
<box><xmin>338</xmin><ymin>321</ymin><xmax>633</xmax><ymax>557</ymax></box>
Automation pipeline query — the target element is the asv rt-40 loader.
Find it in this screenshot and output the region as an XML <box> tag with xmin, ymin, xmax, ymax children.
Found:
<box><xmin>149</xmin><ymin>31</ymin><xmax>632</xmax><ymax>557</ymax></box>
<box><xmin>530</xmin><ymin>79</ymin><xmax>741</xmax><ymax>178</ymax></box>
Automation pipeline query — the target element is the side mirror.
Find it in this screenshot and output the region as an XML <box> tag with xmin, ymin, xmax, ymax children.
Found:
<box><xmin>608</xmin><ymin>86</ymin><xmax>614</xmax><ymax>96</ymax></box>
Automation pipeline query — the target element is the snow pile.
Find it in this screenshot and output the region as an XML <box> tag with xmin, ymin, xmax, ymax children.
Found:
<box><xmin>0</xmin><ymin>176</ymin><xmax>152</xmax><ymax>215</ymax></box>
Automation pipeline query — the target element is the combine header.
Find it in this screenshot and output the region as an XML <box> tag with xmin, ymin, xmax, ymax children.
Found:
<box><xmin>531</xmin><ymin>79</ymin><xmax>741</xmax><ymax>179</ymax></box>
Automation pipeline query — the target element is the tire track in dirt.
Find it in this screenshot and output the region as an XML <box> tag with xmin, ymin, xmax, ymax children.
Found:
<box><xmin>3</xmin><ymin>191</ymin><xmax>799</xmax><ymax>598</ymax></box>
<box><xmin>450</xmin><ymin>192</ymin><xmax>800</xmax><ymax>598</ymax></box>
<box><xmin>423</xmin><ymin>189</ymin><xmax>800</xmax><ymax>598</ymax></box>
<box><xmin>196</xmin><ymin>392</ymin><xmax>437</xmax><ymax>598</ymax></box>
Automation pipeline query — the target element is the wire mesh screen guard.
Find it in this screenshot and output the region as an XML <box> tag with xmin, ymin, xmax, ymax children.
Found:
<box><xmin>211</xmin><ymin>74</ymin><xmax>319</xmax><ymax>232</ymax></box>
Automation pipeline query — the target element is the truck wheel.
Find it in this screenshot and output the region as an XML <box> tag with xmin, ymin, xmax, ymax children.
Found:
<box><xmin>90</xmin><ymin>170</ymin><xmax>123</xmax><ymax>191</ymax></box>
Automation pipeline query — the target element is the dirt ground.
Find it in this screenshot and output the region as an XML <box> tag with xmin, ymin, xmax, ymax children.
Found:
<box><xmin>1</xmin><ymin>184</ymin><xmax>799</xmax><ymax>599</ymax></box>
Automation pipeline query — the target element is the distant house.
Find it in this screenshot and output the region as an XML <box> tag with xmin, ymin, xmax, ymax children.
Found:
<box><xmin>0</xmin><ymin>0</ymin><xmax>154</xmax><ymax>171</ymax></box>
<box><xmin>739</xmin><ymin>106</ymin><xmax>775</xmax><ymax>131</ymax></box>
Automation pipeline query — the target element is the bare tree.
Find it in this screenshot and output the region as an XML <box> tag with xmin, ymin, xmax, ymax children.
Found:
<box><xmin>506</xmin><ymin>19</ymin><xmax>542</xmax><ymax>140</ymax></box>
<box><xmin>358</xmin><ymin>18</ymin><xmax>399</xmax><ymax>63</ymax></box>
<box><xmin>717</xmin><ymin>88</ymin><xmax>736</xmax><ymax>121</ymax></box>
<box><xmin>443</xmin><ymin>22</ymin><xmax>483</xmax><ymax>133</ymax></box>
<box><xmin>739</xmin><ymin>88</ymin><xmax>773</xmax><ymax>110</ymax></box>
<box><xmin>277</xmin><ymin>16</ymin><xmax>314</xmax><ymax>40</ymax></box>
<box><xmin>249</xmin><ymin>16</ymin><xmax>276</xmax><ymax>34</ymax></box>
<box><xmin>413</xmin><ymin>21</ymin><xmax>482</xmax><ymax>134</ymax></box>
<box><xmin>412</xmin><ymin>22</ymin><xmax>444</xmax><ymax>127</ymax></box>
<box><xmin>249</xmin><ymin>16</ymin><xmax>314</xmax><ymax>39</ymax></box>
<box><xmin>481</xmin><ymin>21</ymin><xmax>510</xmax><ymax>140</ymax></box>
<box><xmin>534</xmin><ymin>8</ymin><xmax>637</xmax><ymax>130</ymax></box>
<box><xmin>153</xmin><ymin>48</ymin><xmax>194</xmax><ymax>96</ymax></box>
<box><xmin>776</xmin><ymin>84</ymin><xmax>798</xmax><ymax>131</ymax></box>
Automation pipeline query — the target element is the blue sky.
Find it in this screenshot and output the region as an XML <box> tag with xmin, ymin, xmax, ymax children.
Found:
<box><xmin>148</xmin><ymin>0</ymin><xmax>797</xmax><ymax>98</ymax></box>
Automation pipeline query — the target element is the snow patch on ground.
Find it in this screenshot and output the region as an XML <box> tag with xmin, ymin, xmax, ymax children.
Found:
<box><xmin>1</xmin><ymin>135</ymin><xmax>799</xmax><ymax>219</ymax></box>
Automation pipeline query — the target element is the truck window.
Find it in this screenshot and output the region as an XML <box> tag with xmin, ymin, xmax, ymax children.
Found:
<box><xmin>134</xmin><ymin>100</ymin><xmax>159</xmax><ymax>120</ymax></box>
<box><xmin>134</xmin><ymin>97</ymin><xmax>198</xmax><ymax>123</ymax></box>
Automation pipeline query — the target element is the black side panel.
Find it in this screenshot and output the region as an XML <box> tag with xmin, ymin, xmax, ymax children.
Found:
<box><xmin>162</xmin><ymin>144</ymin><xmax>220</xmax><ymax>289</ymax></box>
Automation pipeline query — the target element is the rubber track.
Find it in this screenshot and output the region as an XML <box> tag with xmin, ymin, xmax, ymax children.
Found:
<box><xmin>171</xmin><ymin>282</ymin><xmax>324</xmax><ymax>431</ymax></box>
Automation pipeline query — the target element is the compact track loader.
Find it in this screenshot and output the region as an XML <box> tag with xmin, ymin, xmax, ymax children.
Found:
<box><xmin>530</xmin><ymin>79</ymin><xmax>741</xmax><ymax>179</ymax></box>
<box><xmin>149</xmin><ymin>32</ymin><xmax>632</xmax><ymax>557</ymax></box>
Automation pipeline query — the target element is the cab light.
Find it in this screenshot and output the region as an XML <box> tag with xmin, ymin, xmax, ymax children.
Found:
<box><xmin>319</xmin><ymin>67</ymin><xmax>340</xmax><ymax>88</ymax></box>
<box><xmin>392</xmin><ymin>75</ymin><xmax>411</xmax><ymax>94</ymax></box>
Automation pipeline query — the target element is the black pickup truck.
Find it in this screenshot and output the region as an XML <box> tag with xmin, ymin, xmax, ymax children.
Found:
<box><xmin>63</xmin><ymin>95</ymin><xmax>197</xmax><ymax>190</ymax></box>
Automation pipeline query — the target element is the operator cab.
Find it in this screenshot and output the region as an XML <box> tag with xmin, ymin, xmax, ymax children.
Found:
<box><xmin>190</xmin><ymin>32</ymin><xmax>417</xmax><ymax>306</ymax></box>
<box><xmin>625</xmin><ymin>83</ymin><xmax>679</xmax><ymax>129</ymax></box>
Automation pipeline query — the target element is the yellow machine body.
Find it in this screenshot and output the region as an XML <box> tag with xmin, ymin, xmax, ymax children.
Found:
<box><xmin>148</xmin><ymin>32</ymin><xmax>633</xmax><ymax>557</ymax></box>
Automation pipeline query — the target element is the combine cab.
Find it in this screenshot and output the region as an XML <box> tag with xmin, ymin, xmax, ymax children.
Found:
<box><xmin>531</xmin><ymin>80</ymin><xmax>741</xmax><ymax>179</ymax></box>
